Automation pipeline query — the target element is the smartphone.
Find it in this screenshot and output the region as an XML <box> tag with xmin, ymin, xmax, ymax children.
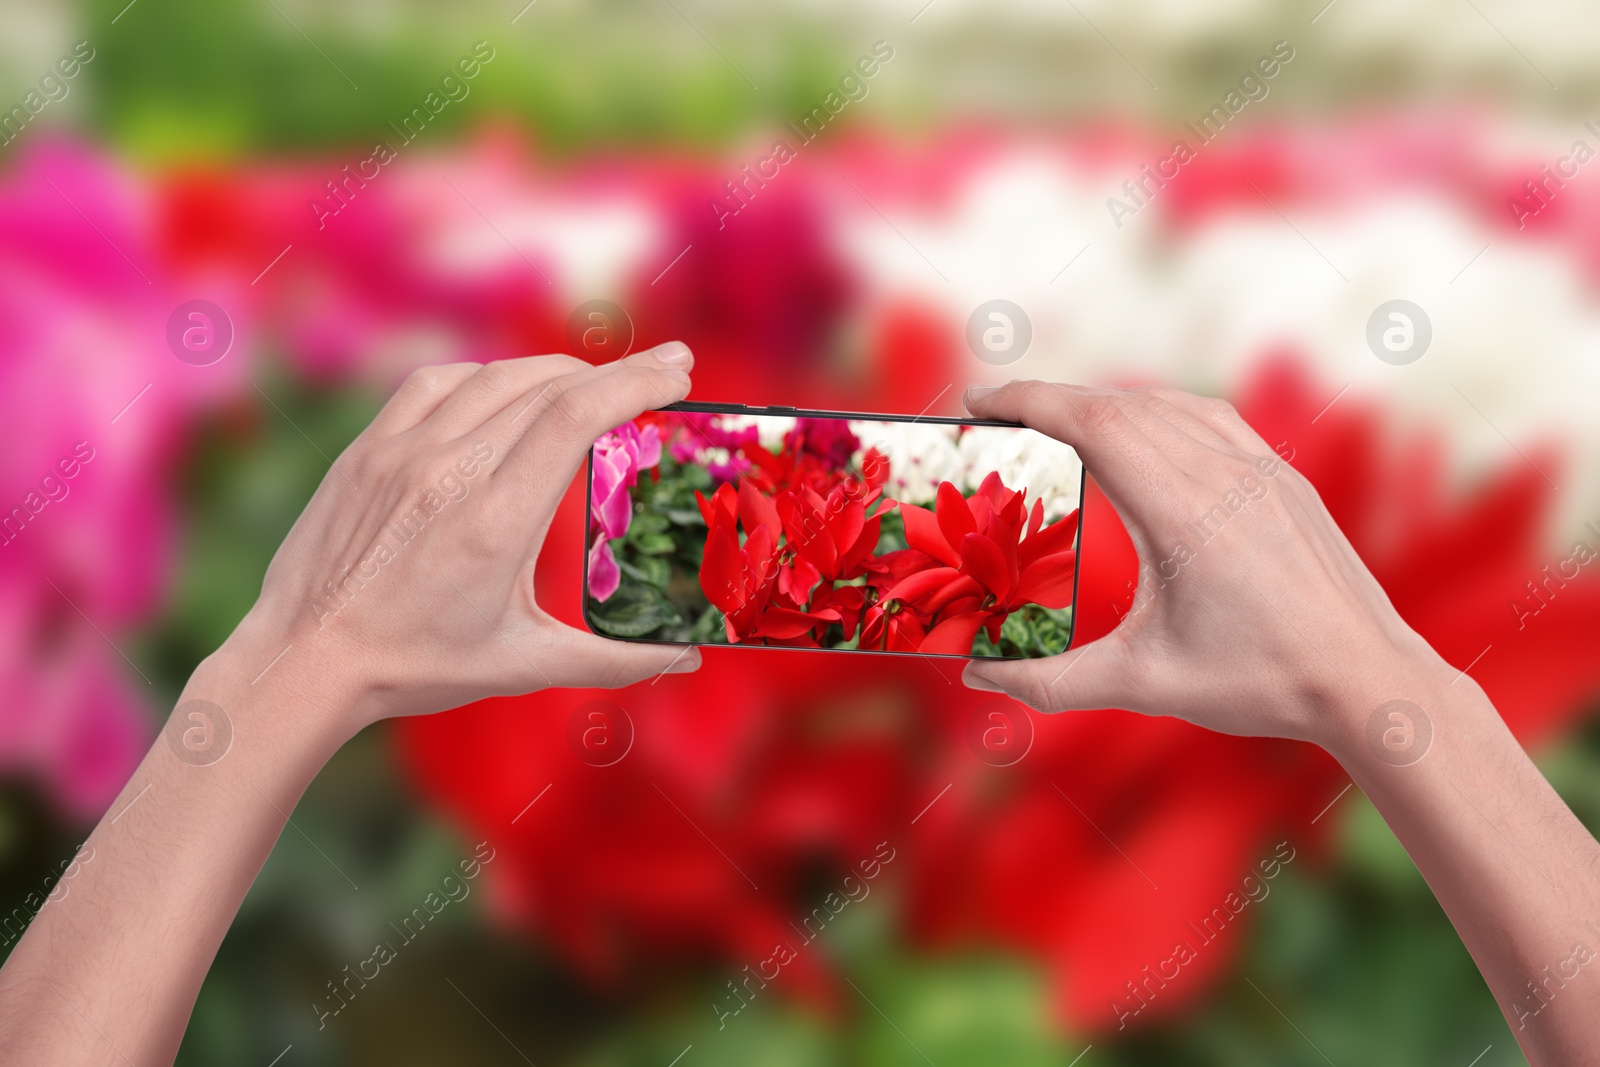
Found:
<box><xmin>583</xmin><ymin>402</ymin><xmax>1085</xmax><ymax>659</ymax></box>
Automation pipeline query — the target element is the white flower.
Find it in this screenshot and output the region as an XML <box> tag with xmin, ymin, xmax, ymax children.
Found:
<box><xmin>843</xmin><ymin>421</ymin><xmax>1082</xmax><ymax>519</ymax></box>
<box><xmin>957</xmin><ymin>427</ymin><xmax>1083</xmax><ymax>521</ymax></box>
<box><xmin>848</xmin><ymin>420</ymin><xmax>963</xmax><ymax>506</ymax></box>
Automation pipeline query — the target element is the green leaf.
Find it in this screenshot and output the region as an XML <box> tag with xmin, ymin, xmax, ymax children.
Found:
<box><xmin>1000</xmin><ymin>612</ymin><xmax>1031</xmax><ymax>651</ymax></box>
<box><xmin>682</xmin><ymin>463</ymin><xmax>713</xmax><ymax>490</ymax></box>
<box><xmin>618</xmin><ymin>555</ymin><xmax>670</xmax><ymax>589</ymax></box>
<box><xmin>628</xmin><ymin>511</ymin><xmax>671</xmax><ymax>535</ymax></box>
<box><xmin>663</xmin><ymin>507</ymin><xmax>705</xmax><ymax>526</ymax></box>
<box><xmin>629</xmin><ymin>531</ymin><xmax>677</xmax><ymax>555</ymax></box>
<box><xmin>587</xmin><ymin>581</ymin><xmax>682</xmax><ymax>637</ymax></box>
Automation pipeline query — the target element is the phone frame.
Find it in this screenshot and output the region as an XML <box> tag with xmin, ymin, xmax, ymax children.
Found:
<box><xmin>582</xmin><ymin>400</ymin><xmax>1088</xmax><ymax>661</ymax></box>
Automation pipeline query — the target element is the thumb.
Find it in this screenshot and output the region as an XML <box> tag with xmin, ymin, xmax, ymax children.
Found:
<box><xmin>962</xmin><ymin>637</ymin><xmax>1130</xmax><ymax>713</ymax></box>
<box><xmin>537</xmin><ymin>628</ymin><xmax>703</xmax><ymax>690</ymax></box>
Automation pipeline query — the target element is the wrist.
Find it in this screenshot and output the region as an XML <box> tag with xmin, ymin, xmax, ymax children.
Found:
<box><xmin>1299</xmin><ymin>627</ymin><xmax>1465</xmax><ymax>758</ymax></box>
<box><xmin>184</xmin><ymin>616</ymin><xmax>368</xmax><ymax>768</ymax></box>
<box><xmin>1308</xmin><ymin>634</ymin><xmax>1468</xmax><ymax>770</ymax></box>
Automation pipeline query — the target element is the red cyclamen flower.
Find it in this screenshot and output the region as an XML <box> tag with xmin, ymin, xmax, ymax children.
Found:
<box><xmin>878</xmin><ymin>474</ymin><xmax>1079</xmax><ymax>654</ymax></box>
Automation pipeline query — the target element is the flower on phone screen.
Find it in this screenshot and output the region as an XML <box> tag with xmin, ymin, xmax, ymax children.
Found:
<box><xmin>587</xmin><ymin>422</ymin><xmax>661</xmax><ymax>601</ymax></box>
<box><xmin>589</xmin><ymin>410</ymin><xmax>1079</xmax><ymax>656</ymax></box>
<box><xmin>872</xmin><ymin>475</ymin><xmax>1078</xmax><ymax>654</ymax></box>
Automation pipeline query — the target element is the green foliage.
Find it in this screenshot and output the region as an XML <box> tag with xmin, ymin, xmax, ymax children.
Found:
<box><xmin>850</xmin><ymin>955</ymin><xmax>1067</xmax><ymax>1067</ymax></box>
<box><xmin>970</xmin><ymin>604</ymin><xmax>1073</xmax><ymax>659</ymax></box>
<box><xmin>587</xmin><ymin>580</ymin><xmax>683</xmax><ymax>638</ymax></box>
<box><xmin>572</xmin><ymin>895</ymin><xmax>1068</xmax><ymax>1067</ymax></box>
<box><xmin>87</xmin><ymin>0</ymin><xmax>857</xmax><ymax>159</ymax></box>
<box><xmin>141</xmin><ymin>362</ymin><xmax>384</xmax><ymax>692</ymax></box>
<box><xmin>589</xmin><ymin>456</ymin><xmax>713</xmax><ymax>643</ymax></box>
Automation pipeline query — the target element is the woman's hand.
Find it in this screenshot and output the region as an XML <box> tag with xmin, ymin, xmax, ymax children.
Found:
<box><xmin>961</xmin><ymin>380</ymin><xmax>1600</xmax><ymax>1065</ymax></box>
<box><xmin>223</xmin><ymin>342</ymin><xmax>702</xmax><ymax>739</ymax></box>
<box><xmin>960</xmin><ymin>380</ymin><xmax>1452</xmax><ymax>748</ymax></box>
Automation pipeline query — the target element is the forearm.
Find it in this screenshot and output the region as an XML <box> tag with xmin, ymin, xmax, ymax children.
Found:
<box><xmin>0</xmin><ymin>634</ymin><xmax>353</xmax><ymax>1064</ymax></box>
<box><xmin>1322</xmin><ymin>655</ymin><xmax>1600</xmax><ymax>1065</ymax></box>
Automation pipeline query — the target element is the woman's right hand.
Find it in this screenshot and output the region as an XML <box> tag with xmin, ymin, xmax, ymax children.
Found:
<box><xmin>960</xmin><ymin>380</ymin><xmax>1455</xmax><ymax>749</ymax></box>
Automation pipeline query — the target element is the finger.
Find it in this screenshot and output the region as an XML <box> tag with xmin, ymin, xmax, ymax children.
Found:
<box><xmin>368</xmin><ymin>363</ymin><xmax>484</xmax><ymax>436</ymax></box>
<box><xmin>477</xmin><ymin>341</ymin><xmax>694</xmax><ymax>471</ymax></box>
<box><xmin>1125</xmin><ymin>386</ymin><xmax>1237</xmax><ymax>452</ymax></box>
<box><xmin>963</xmin><ymin>380</ymin><xmax>1174</xmax><ymax>511</ymax></box>
<box><xmin>536</xmin><ymin>629</ymin><xmax>702</xmax><ymax>689</ymax></box>
<box><xmin>1132</xmin><ymin>387</ymin><xmax>1270</xmax><ymax>455</ymax></box>
<box><xmin>962</xmin><ymin>634</ymin><xmax>1134</xmax><ymax>714</ymax></box>
<box><xmin>492</xmin><ymin>346</ymin><xmax>693</xmax><ymax>514</ymax></box>
<box><xmin>426</xmin><ymin>353</ymin><xmax>592</xmax><ymax>438</ymax></box>
<box><xmin>1074</xmin><ymin>385</ymin><xmax>1233</xmax><ymax>462</ymax></box>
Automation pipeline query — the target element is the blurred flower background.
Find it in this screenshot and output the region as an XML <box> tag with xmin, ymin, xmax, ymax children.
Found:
<box><xmin>4</xmin><ymin>0</ymin><xmax>1600</xmax><ymax>1063</ymax></box>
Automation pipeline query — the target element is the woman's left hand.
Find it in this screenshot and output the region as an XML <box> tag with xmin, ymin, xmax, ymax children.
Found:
<box><xmin>225</xmin><ymin>342</ymin><xmax>702</xmax><ymax>738</ymax></box>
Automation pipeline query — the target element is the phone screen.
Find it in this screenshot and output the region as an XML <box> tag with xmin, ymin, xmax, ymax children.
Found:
<box><xmin>584</xmin><ymin>404</ymin><xmax>1084</xmax><ymax>659</ymax></box>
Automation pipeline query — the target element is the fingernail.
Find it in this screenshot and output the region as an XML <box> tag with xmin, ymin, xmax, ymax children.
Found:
<box><xmin>964</xmin><ymin>384</ymin><xmax>1000</xmax><ymax>408</ymax></box>
<box><xmin>666</xmin><ymin>647</ymin><xmax>702</xmax><ymax>673</ymax></box>
<box><xmin>962</xmin><ymin>665</ymin><xmax>1002</xmax><ymax>692</ymax></box>
<box><xmin>653</xmin><ymin>341</ymin><xmax>691</xmax><ymax>364</ymax></box>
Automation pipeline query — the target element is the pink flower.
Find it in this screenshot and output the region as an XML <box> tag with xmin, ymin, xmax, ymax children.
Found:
<box><xmin>667</xmin><ymin>412</ymin><xmax>756</xmax><ymax>484</ymax></box>
<box><xmin>586</xmin><ymin>539</ymin><xmax>622</xmax><ymax>603</ymax></box>
<box><xmin>587</xmin><ymin>422</ymin><xmax>661</xmax><ymax>601</ymax></box>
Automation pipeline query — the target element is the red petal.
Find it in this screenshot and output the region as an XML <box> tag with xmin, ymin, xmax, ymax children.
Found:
<box><xmin>812</xmin><ymin>584</ymin><xmax>866</xmax><ymax>638</ymax></box>
<box><xmin>918</xmin><ymin>611</ymin><xmax>989</xmax><ymax>655</ymax></box>
<box><xmin>744</xmin><ymin>524</ymin><xmax>776</xmax><ymax>572</ymax></box>
<box><xmin>838</xmin><ymin>514</ymin><xmax>884</xmax><ymax>579</ymax></box>
<box><xmin>751</xmin><ymin>606</ymin><xmax>841</xmax><ymax>639</ymax></box>
<box><xmin>999</xmin><ymin>489</ymin><xmax>1026</xmax><ymax>530</ymax></box>
<box><xmin>1020</xmin><ymin>508</ymin><xmax>1080</xmax><ymax>570</ymax></box>
<box><xmin>1014</xmin><ymin>550</ymin><xmax>1077</xmax><ymax>610</ymax></box>
<box><xmin>884</xmin><ymin>613</ymin><xmax>928</xmax><ymax>651</ymax></box>
<box><xmin>942</xmin><ymin>594</ymin><xmax>984</xmax><ymax>617</ymax></box>
<box><xmin>829</xmin><ymin>495</ymin><xmax>865</xmax><ymax>570</ymax></box>
<box><xmin>936</xmin><ymin>481</ymin><xmax>977</xmax><ymax>553</ymax></box>
<box><xmin>738</xmin><ymin>477</ymin><xmax>781</xmax><ymax>539</ymax></box>
<box><xmin>699</xmin><ymin>522</ymin><xmax>745</xmax><ymax>612</ymax></box>
<box><xmin>960</xmin><ymin>532</ymin><xmax>1013</xmax><ymax>602</ymax></box>
<box><xmin>902</xmin><ymin>502</ymin><xmax>960</xmax><ymax>567</ymax></box>
<box><xmin>925</xmin><ymin>576</ymin><xmax>985</xmax><ymax>613</ymax></box>
<box><xmin>886</xmin><ymin>565</ymin><xmax>965</xmax><ymax>606</ymax></box>
<box><xmin>861</xmin><ymin>446</ymin><xmax>891</xmax><ymax>487</ymax></box>
<box><xmin>697</xmin><ymin>482</ymin><xmax>737</xmax><ymax>529</ymax></box>
<box><xmin>789</xmin><ymin>488</ymin><xmax>840</xmax><ymax>576</ymax></box>
<box><xmin>779</xmin><ymin>557</ymin><xmax>821</xmax><ymax>603</ymax></box>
